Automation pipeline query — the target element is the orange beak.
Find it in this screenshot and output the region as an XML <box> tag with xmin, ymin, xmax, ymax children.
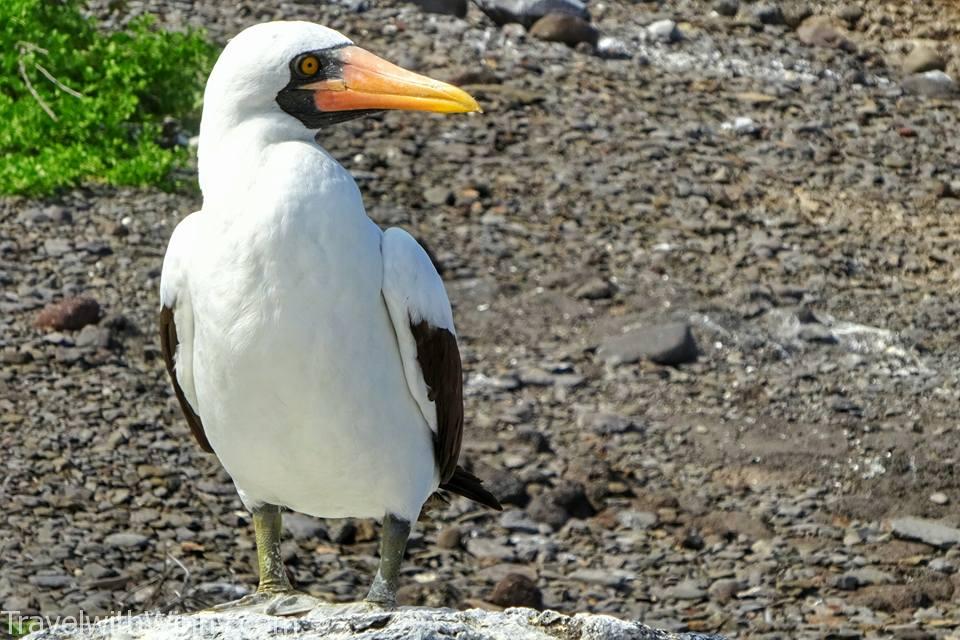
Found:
<box><xmin>298</xmin><ymin>46</ymin><xmax>481</xmax><ymax>115</ymax></box>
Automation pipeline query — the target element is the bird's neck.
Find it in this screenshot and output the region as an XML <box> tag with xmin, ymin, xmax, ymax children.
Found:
<box><xmin>198</xmin><ymin>113</ymin><xmax>314</xmax><ymax>203</ymax></box>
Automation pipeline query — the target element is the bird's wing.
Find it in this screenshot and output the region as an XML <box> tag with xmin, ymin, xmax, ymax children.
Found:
<box><xmin>381</xmin><ymin>227</ymin><xmax>462</xmax><ymax>483</ymax></box>
<box><xmin>159</xmin><ymin>213</ymin><xmax>213</xmax><ymax>453</ymax></box>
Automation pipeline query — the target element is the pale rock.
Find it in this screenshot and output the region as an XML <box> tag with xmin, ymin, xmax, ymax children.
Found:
<box><xmin>903</xmin><ymin>44</ymin><xmax>947</xmax><ymax>75</ymax></box>
<box><xmin>902</xmin><ymin>70</ymin><xmax>958</xmax><ymax>99</ymax></box>
<box><xmin>22</xmin><ymin>606</ymin><xmax>724</xmax><ymax>639</ymax></box>
<box><xmin>646</xmin><ymin>20</ymin><xmax>682</xmax><ymax>44</ymax></box>
<box><xmin>890</xmin><ymin>516</ymin><xmax>960</xmax><ymax>548</ymax></box>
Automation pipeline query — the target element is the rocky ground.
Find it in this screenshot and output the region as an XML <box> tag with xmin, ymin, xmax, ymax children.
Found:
<box><xmin>3</xmin><ymin>0</ymin><xmax>960</xmax><ymax>638</ymax></box>
<box><xmin>22</xmin><ymin>605</ymin><xmax>723</xmax><ymax>640</ymax></box>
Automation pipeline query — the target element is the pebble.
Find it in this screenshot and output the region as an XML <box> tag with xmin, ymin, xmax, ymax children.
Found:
<box><xmin>890</xmin><ymin>517</ymin><xmax>960</xmax><ymax>548</ymax></box>
<box><xmin>29</xmin><ymin>574</ymin><xmax>73</xmax><ymax>589</ymax></box>
<box><xmin>843</xmin><ymin>567</ymin><xmax>896</xmax><ymax>587</ymax></box>
<box><xmin>103</xmin><ymin>532</ymin><xmax>150</xmax><ymax>549</ymax></box>
<box><xmin>409</xmin><ymin>0</ymin><xmax>467</xmax><ymax>17</ymax></box>
<box><xmin>903</xmin><ymin>44</ymin><xmax>947</xmax><ymax>75</ymax></box>
<box><xmin>284</xmin><ymin>513</ymin><xmax>327</xmax><ymax>540</ymax></box>
<box><xmin>902</xmin><ymin>70</ymin><xmax>958</xmax><ymax>98</ymax></box>
<box><xmin>499</xmin><ymin>509</ymin><xmax>542</xmax><ymax>533</ymax></box>
<box><xmin>574</xmin><ymin>277</ymin><xmax>614</xmax><ymax>300</ymax></box>
<box><xmin>663</xmin><ymin>579</ymin><xmax>707</xmax><ymax>601</ymax></box>
<box><xmin>568</xmin><ymin>568</ymin><xmax>630</xmax><ymax>589</ymax></box>
<box><xmin>528</xmin><ymin>13</ymin><xmax>597</xmax><ymax>47</ymax></box>
<box><xmin>708</xmin><ymin>578</ymin><xmax>745</xmax><ymax>603</ymax></box>
<box><xmin>436</xmin><ymin>525</ymin><xmax>462</xmax><ymax>550</ymax></box>
<box><xmin>34</xmin><ymin>296</ymin><xmax>102</xmax><ymax>331</ymax></box>
<box><xmin>597</xmin><ymin>322</ymin><xmax>698</xmax><ymax>366</ymax></box>
<box><xmin>617</xmin><ymin>510</ymin><xmax>658</xmax><ymax>530</ymax></box>
<box><xmin>752</xmin><ymin>3</ymin><xmax>784</xmax><ymax>25</ymax></box>
<box><xmin>727</xmin><ymin>116</ymin><xmax>759</xmax><ymax>135</ymax></box>
<box><xmin>423</xmin><ymin>186</ymin><xmax>453</xmax><ymax>206</ymax></box>
<box><xmin>465</xmin><ymin>537</ymin><xmax>515</xmax><ymax>561</ymax></box>
<box><xmin>593</xmin><ymin>36</ymin><xmax>632</xmax><ymax>60</ymax></box>
<box><xmin>75</xmin><ymin>324</ymin><xmax>111</xmax><ymax>349</ymax></box>
<box><xmin>488</xmin><ymin>573</ymin><xmax>543</xmax><ymax>609</ymax></box>
<box><xmin>713</xmin><ymin>0</ymin><xmax>739</xmax><ymax>18</ymax></box>
<box><xmin>798</xmin><ymin>324</ymin><xmax>838</xmax><ymax>345</ymax></box>
<box><xmin>474</xmin><ymin>0</ymin><xmax>588</xmax><ymax>28</ymax></box>
<box><xmin>578</xmin><ymin>411</ymin><xmax>639</xmax><ymax>435</ymax></box>
<box><xmin>835</xmin><ymin>4</ymin><xmax>863</xmax><ymax>26</ymax></box>
<box><xmin>796</xmin><ymin>15</ymin><xmax>854</xmax><ymax>51</ymax></box>
<box><xmin>646</xmin><ymin>19</ymin><xmax>682</xmax><ymax>44</ymax></box>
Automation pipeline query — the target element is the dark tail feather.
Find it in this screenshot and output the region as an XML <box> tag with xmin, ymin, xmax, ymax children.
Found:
<box><xmin>440</xmin><ymin>466</ymin><xmax>503</xmax><ymax>511</ymax></box>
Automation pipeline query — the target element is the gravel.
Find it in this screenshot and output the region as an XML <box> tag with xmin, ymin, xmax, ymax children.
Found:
<box><xmin>4</xmin><ymin>1</ymin><xmax>960</xmax><ymax>639</ymax></box>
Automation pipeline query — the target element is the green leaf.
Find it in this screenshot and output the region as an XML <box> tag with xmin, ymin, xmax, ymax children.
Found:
<box><xmin>0</xmin><ymin>0</ymin><xmax>216</xmax><ymax>195</ymax></box>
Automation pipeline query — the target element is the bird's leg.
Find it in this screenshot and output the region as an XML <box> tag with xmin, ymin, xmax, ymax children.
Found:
<box><xmin>254</xmin><ymin>503</ymin><xmax>291</xmax><ymax>593</ymax></box>
<box><xmin>364</xmin><ymin>513</ymin><xmax>411</xmax><ymax>607</ymax></box>
<box><xmin>210</xmin><ymin>503</ymin><xmax>321</xmax><ymax>615</ymax></box>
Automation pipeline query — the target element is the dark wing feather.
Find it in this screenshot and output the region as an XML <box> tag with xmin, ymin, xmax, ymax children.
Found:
<box><xmin>409</xmin><ymin>318</ymin><xmax>463</xmax><ymax>484</ymax></box>
<box><xmin>409</xmin><ymin>318</ymin><xmax>502</xmax><ymax>510</ymax></box>
<box><xmin>159</xmin><ymin>305</ymin><xmax>213</xmax><ymax>453</ymax></box>
<box><xmin>440</xmin><ymin>466</ymin><xmax>502</xmax><ymax>511</ymax></box>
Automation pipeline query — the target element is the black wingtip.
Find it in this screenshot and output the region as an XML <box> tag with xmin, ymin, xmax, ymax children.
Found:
<box><xmin>440</xmin><ymin>466</ymin><xmax>503</xmax><ymax>511</ymax></box>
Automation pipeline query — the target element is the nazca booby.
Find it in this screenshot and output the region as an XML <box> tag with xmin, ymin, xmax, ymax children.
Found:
<box><xmin>159</xmin><ymin>21</ymin><xmax>501</xmax><ymax>612</ymax></box>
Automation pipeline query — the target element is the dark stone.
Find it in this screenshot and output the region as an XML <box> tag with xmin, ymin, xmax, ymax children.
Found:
<box><xmin>328</xmin><ymin>521</ymin><xmax>358</xmax><ymax>544</ymax></box>
<box><xmin>485</xmin><ymin>467</ymin><xmax>529</xmax><ymax>507</ymax></box>
<box><xmin>489</xmin><ymin>573</ymin><xmax>543</xmax><ymax>609</ymax></box>
<box><xmin>514</xmin><ymin>427</ymin><xmax>551</xmax><ymax>453</ymax></box>
<box><xmin>597</xmin><ymin>322</ymin><xmax>699</xmax><ymax>366</ymax></box>
<box><xmin>284</xmin><ymin>513</ymin><xmax>328</xmax><ymax>541</ymax></box>
<box><xmin>34</xmin><ymin>296</ymin><xmax>102</xmax><ymax>331</ymax></box>
<box><xmin>102</xmin><ymin>313</ymin><xmax>140</xmax><ymax>337</ymax></box>
<box><xmin>436</xmin><ymin>525</ymin><xmax>462</xmax><ymax>550</ymax></box>
<box><xmin>753</xmin><ymin>3</ymin><xmax>784</xmax><ymax>25</ymax></box>
<box><xmin>527</xmin><ymin>481</ymin><xmax>595</xmax><ymax>528</ymax></box>
<box><xmin>552</xmin><ymin>481</ymin><xmax>596</xmax><ymax>519</ymax></box>
<box><xmin>528</xmin><ymin>13</ymin><xmax>598</xmax><ymax>47</ymax></box>
<box><xmin>836</xmin><ymin>4</ymin><xmax>863</xmax><ymax>26</ymax></box>
<box><xmin>408</xmin><ymin>0</ymin><xmax>468</xmax><ymax>17</ymax></box>
<box><xmin>714</xmin><ymin>0</ymin><xmax>739</xmax><ymax>17</ymax></box>
<box><xmin>527</xmin><ymin>493</ymin><xmax>569</xmax><ymax>528</ymax></box>
<box><xmin>680</xmin><ymin>529</ymin><xmax>705</xmax><ymax>550</ymax></box>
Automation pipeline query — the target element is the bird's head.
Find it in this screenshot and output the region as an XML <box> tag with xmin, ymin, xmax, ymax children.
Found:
<box><xmin>202</xmin><ymin>21</ymin><xmax>480</xmax><ymax>140</ymax></box>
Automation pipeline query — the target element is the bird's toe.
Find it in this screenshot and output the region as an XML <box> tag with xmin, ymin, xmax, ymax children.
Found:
<box><xmin>265</xmin><ymin>592</ymin><xmax>325</xmax><ymax>616</ymax></box>
<box><xmin>208</xmin><ymin>589</ymin><xmax>322</xmax><ymax>615</ymax></box>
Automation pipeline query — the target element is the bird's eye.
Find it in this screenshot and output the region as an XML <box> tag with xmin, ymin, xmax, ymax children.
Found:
<box><xmin>297</xmin><ymin>55</ymin><xmax>320</xmax><ymax>77</ymax></box>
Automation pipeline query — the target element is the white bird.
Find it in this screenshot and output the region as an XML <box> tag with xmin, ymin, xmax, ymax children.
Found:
<box><xmin>159</xmin><ymin>21</ymin><xmax>500</xmax><ymax>613</ymax></box>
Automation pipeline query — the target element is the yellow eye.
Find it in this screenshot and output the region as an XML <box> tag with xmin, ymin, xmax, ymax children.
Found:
<box><xmin>298</xmin><ymin>55</ymin><xmax>319</xmax><ymax>76</ymax></box>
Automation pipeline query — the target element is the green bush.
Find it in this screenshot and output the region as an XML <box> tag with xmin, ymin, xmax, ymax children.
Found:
<box><xmin>0</xmin><ymin>0</ymin><xmax>216</xmax><ymax>195</ymax></box>
<box><xmin>6</xmin><ymin>618</ymin><xmax>39</xmax><ymax>638</ymax></box>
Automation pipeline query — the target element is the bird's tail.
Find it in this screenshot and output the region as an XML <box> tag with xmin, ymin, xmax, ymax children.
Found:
<box><xmin>439</xmin><ymin>466</ymin><xmax>503</xmax><ymax>511</ymax></box>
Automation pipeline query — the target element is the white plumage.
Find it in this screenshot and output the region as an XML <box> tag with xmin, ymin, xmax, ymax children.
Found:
<box><xmin>159</xmin><ymin>22</ymin><xmax>460</xmax><ymax>523</ymax></box>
